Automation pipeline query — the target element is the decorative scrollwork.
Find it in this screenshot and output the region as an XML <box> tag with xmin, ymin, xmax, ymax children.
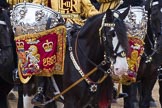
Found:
<box><xmin>10</xmin><ymin>2</ymin><xmax>65</xmax><ymax>36</ymax></box>
<box><xmin>125</xmin><ymin>6</ymin><xmax>148</xmax><ymax>39</ymax></box>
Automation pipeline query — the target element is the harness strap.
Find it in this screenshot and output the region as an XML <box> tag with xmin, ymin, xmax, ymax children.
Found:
<box><xmin>74</xmin><ymin>30</ymin><xmax>111</xmax><ymax>84</ymax></box>
<box><xmin>0</xmin><ymin>20</ymin><xmax>6</xmax><ymax>25</ymax></box>
<box><xmin>41</xmin><ymin>67</ymin><xmax>98</xmax><ymax>106</ymax></box>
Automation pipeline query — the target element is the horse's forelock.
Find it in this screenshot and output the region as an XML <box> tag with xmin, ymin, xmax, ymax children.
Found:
<box><xmin>114</xmin><ymin>18</ymin><xmax>129</xmax><ymax>54</ymax></box>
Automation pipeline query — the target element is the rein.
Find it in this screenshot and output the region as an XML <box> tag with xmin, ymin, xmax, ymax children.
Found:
<box><xmin>33</xmin><ymin>27</ymin><xmax>111</xmax><ymax>106</ymax></box>
<box><xmin>67</xmin><ymin>30</ymin><xmax>111</xmax><ymax>92</ymax></box>
<box><xmin>144</xmin><ymin>1</ymin><xmax>161</xmax><ymax>63</ymax></box>
<box><xmin>40</xmin><ymin>67</ymin><xmax>99</xmax><ymax>106</ymax></box>
<box><xmin>74</xmin><ymin>30</ymin><xmax>111</xmax><ymax>83</ymax></box>
<box><xmin>0</xmin><ymin>20</ymin><xmax>6</xmax><ymax>25</ymax></box>
<box><xmin>144</xmin><ymin>33</ymin><xmax>158</xmax><ymax>63</ymax></box>
<box><xmin>39</xmin><ymin>48</ymin><xmax>110</xmax><ymax>106</ymax></box>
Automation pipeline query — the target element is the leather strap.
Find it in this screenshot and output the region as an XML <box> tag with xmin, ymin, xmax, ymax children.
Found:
<box><xmin>48</xmin><ymin>0</ymin><xmax>52</xmax><ymax>8</ymax></box>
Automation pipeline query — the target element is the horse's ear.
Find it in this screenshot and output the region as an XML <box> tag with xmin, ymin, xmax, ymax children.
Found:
<box><xmin>118</xmin><ymin>6</ymin><xmax>130</xmax><ymax>20</ymax></box>
<box><xmin>106</xmin><ymin>9</ymin><xmax>113</xmax><ymax>22</ymax></box>
<box><xmin>144</xmin><ymin>0</ymin><xmax>151</xmax><ymax>11</ymax></box>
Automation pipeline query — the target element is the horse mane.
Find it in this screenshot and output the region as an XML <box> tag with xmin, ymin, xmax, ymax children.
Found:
<box><xmin>114</xmin><ymin>18</ymin><xmax>129</xmax><ymax>54</ymax></box>
<box><xmin>0</xmin><ymin>0</ymin><xmax>10</xmax><ymax>9</ymax></box>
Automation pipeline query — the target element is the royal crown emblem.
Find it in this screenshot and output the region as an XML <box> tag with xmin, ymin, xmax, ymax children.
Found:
<box><xmin>16</xmin><ymin>41</ymin><xmax>25</xmax><ymax>51</ymax></box>
<box><xmin>42</xmin><ymin>40</ymin><xmax>53</xmax><ymax>52</ymax></box>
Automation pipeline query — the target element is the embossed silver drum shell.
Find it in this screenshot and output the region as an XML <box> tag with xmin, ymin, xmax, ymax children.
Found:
<box><xmin>117</xmin><ymin>6</ymin><xmax>148</xmax><ymax>39</ymax></box>
<box><xmin>10</xmin><ymin>2</ymin><xmax>65</xmax><ymax>36</ymax></box>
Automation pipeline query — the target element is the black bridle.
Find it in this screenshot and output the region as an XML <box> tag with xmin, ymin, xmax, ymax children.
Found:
<box><xmin>99</xmin><ymin>14</ymin><xmax>126</xmax><ymax>63</ymax></box>
<box><xmin>144</xmin><ymin>1</ymin><xmax>162</xmax><ymax>63</ymax></box>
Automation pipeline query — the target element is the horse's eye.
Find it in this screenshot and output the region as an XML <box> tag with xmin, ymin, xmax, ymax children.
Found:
<box><xmin>110</xmin><ymin>30</ymin><xmax>115</xmax><ymax>37</ymax></box>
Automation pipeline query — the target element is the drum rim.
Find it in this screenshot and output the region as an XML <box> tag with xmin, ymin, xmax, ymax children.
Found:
<box><xmin>117</xmin><ymin>6</ymin><xmax>146</xmax><ymax>13</ymax></box>
<box><xmin>12</xmin><ymin>2</ymin><xmax>61</xmax><ymax>17</ymax></box>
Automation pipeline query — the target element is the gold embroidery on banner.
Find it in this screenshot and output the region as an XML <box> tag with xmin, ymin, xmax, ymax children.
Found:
<box><xmin>43</xmin><ymin>55</ymin><xmax>57</xmax><ymax>67</ymax></box>
<box><xmin>42</xmin><ymin>40</ymin><xmax>53</xmax><ymax>52</ymax></box>
<box><xmin>16</xmin><ymin>41</ymin><xmax>25</xmax><ymax>51</ymax></box>
<box><xmin>16</xmin><ymin>26</ymin><xmax>66</xmax><ymax>77</ymax></box>
<box><xmin>127</xmin><ymin>50</ymin><xmax>138</xmax><ymax>71</ymax></box>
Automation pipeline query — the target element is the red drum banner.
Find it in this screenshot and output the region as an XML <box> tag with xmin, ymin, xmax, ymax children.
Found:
<box><xmin>112</xmin><ymin>36</ymin><xmax>145</xmax><ymax>85</ymax></box>
<box><xmin>15</xmin><ymin>26</ymin><xmax>66</xmax><ymax>77</ymax></box>
<box><xmin>127</xmin><ymin>36</ymin><xmax>144</xmax><ymax>77</ymax></box>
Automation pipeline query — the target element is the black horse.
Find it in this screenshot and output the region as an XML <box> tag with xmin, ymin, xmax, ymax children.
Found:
<box><xmin>0</xmin><ymin>5</ymin><xmax>17</xmax><ymax>108</ymax></box>
<box><xmin>63</xmin><ymin>9</ymin><xmax>129</xmax><ymax>108</ymax></box>
<box><xmin>121</xmin><ymin>0</ymin><xmax>162</xmax><ymax>108</ymax></box>
<box><xmin>137</xmin><ymin>0</ymin><xmax>162</xmax><ymax>108</ymax></box>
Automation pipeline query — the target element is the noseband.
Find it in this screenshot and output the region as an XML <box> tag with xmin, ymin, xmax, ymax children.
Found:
<box><xmin>0</xmin><ymin>20</ymin><xmax>6</xmax><ymax>25</ymax></box>
<box><xmin>99</xmin><ymin>14</ymin><xmax>126</xmax><ymax>64</ymax></box>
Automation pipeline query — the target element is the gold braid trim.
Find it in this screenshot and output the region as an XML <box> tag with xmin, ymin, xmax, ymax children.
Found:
<box><xmin>15</xmin><ymin>25</ymin><xmax>66</xmax><ymax>41</ymax></box>
<box><xmin>128</xmin><ymin>34</ymin><xmax>145</xmax><ymax>47</ymax></box>
<box><xmin>128</xmin><ymin>34</ymin><xmax>145</xmax><ymax>44</ymax></box>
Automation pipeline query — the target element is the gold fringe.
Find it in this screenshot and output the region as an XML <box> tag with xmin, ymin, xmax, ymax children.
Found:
<box><xmin>15</xmin><ymin>25</ymin><xmax>66</xmax><ymax>41</ymax></box>
<box><xmin>128</xmin><ymin>34</ymin><xmax>145</xmax><ymax>45</ymax></box>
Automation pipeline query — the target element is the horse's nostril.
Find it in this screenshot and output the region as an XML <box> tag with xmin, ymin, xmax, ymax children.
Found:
<box><xmin>115</xmin><ymin>68</ymin><xmax>119</xmax><ymax>71</ymax></box>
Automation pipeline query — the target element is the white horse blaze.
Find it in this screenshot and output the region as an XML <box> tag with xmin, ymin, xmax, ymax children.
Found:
<box><xmin>112</xmin><ymin>35</ymin><xmax>128</xmax><ymax>76</ymax></box>
<box><xmin>23</xmin><ymin>95</ymin><xmax>34</xmax><ymax>108</ymax></box>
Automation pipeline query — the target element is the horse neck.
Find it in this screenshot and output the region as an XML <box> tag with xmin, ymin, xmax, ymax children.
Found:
<box><xmin>74</xmin><ymin>22</ymin><xmax>105</xmax><ymax>71</ymax></box>
<box><xmin>79</xmin><ymin>17</ymin><xmax>102</xmax><ymax>50</ymax></box>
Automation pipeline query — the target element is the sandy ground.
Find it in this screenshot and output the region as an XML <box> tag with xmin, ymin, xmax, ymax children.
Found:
<box><xmin>8</xmin><ymin>81</ymin><xmax>161</xmax><ymax>108</ymax></box>
<box><xmin>111</xmin><ymin>81</ymin><xmax>161</xmax><ymax>108</ymax></box>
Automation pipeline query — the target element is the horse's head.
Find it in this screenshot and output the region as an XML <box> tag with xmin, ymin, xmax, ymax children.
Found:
<box><xmin>148</xmin><ymin>0</ymin><xmax>162</xmax><ymax>36</ymax></box>
<box><xmin>78</xmin><ymin>8</ymin><xmax>130</xmax><ymax>76</ymax></box>
<box><xmin>100</xmin><ymin>9</ymin><xmax>130</xmax><ymax>76</ymax></box>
